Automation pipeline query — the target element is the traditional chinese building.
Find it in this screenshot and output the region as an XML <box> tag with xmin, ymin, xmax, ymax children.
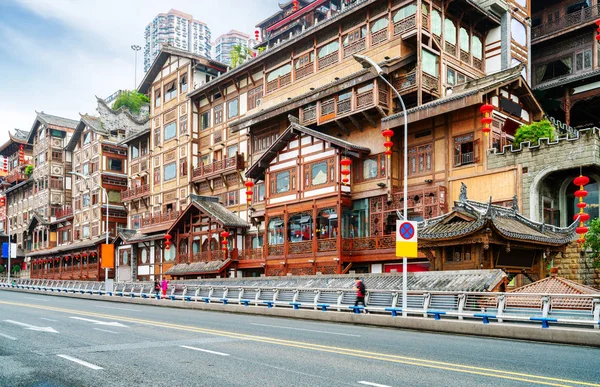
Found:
<box><xmin>418</xmin><ymin>190</ymin><xmax>576</xmax><ymax>285</ymax></box>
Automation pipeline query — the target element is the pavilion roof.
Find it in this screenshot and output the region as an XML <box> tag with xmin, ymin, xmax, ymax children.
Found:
<box><xmin>165</xmin><ymin>259</ymin><xmax>232</xmax><ymax>276</ymax></box>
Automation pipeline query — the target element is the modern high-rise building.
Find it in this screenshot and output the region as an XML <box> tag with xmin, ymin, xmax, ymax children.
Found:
<box><xmin>214</xmin><ymin>30</ymin><xmax>252</xmax><ymax>66</ymax></box>
<box><xmin>144</xmin><ymin>9</ymin><xmax>212</xmax><ymax>73</ymax></box>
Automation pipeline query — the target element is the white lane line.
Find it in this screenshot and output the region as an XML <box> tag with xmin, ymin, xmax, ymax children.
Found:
<box><xmin>41</xmin><ymin>318</ymin><xmax>57</xmax><ymax>322</ymax></box>
<box><xmin>93</xmin><ymin>328</ymin><xmax>119</xmax><ymax>334</ymax></box>
<box><xmin>24</xmin><ymin>297</ymin><xmax>48</xmax><ymax>302</ymax></box>
<box><xmin>250</xmin><ymin>323</ymin><xmax>361</xmax><ymax>337</ymax></box>
<box><xmin>180</xmin><ymin>345</ymin><xmax>230</xmax><ymax>356</ymax></box>
<box><xmin>358</xmin><ymin>382</ymin><xmax>392</xmax><ymax>387</ymax></box>
<box><xmin>56</xmin><ymin>354</ymin><xmax>103</xmax><ymax>370</ymax></box>
<box><xmin>94</xmin><ymin>305</ymin><xmax>141</xmax><ymax>312</ymax></box>
<box><xmin>0</xmin><ymin>332</ymin><xmax>17</xmax><ymax>341</ymax></box>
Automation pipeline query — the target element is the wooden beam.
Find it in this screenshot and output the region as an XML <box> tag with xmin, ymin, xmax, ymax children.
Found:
<box><xmin>361</xmin><ymin>111</ymin><xmax>376</xmax><ymax>129</ymax></box>
<box><xmin>375</xmin><ymin>106</ymin><xmax>387</xmax><ymax>118</ymax></box>
<box><xmin>334</xmin><ymin>119</ymin><xmax>350</xmax><ymax>136</ymax></box>
<box><xmin>348</xmin><ymin>115</ymin><xmax>361</xmax><ymax>131</ymax></box>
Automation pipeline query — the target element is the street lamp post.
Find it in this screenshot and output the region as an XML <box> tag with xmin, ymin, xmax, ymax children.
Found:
<box><xmin>353</xmin><ymin>54</ymin><xmax>409</xmax><ymax>317</ymax></box>
<box><xmin>131</xmin><ymin>45</ymin><xmax>142</xmax><ymax>90</ymax></box>
<box><xmin>69</xmin><ymin>172</ymin><xmax>109</xmax><ymax>281</ymax></box>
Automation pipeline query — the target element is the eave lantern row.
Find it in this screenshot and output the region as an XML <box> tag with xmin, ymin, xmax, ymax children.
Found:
<box><xmin>573</xmin><ymin>174</ymin><xmax>590</xmax><ymax>244</ymax></box>
<box><xmin>480</xmin><ymin>103</ymin><xmax>494</xmax><ymax>135</ymax></box>
<box><xmin>340</xmin><ymin>157</ymin><xmax>352</xmax><ymax>185</ymax></box>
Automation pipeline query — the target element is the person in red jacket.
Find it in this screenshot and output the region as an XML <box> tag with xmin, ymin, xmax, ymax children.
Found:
<box><xmin>353</xmin><ymin>278</ymin><xmax>366</xmax><ymax>310</ymax></box>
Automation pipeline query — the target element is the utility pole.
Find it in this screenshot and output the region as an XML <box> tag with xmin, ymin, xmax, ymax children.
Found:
<box><xmin>131</xmin><ymin>45</ymin><xmax>142</xmax><ymax>90</ymax></box>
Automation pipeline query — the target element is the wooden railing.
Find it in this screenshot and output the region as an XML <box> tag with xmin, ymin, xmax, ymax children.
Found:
<box><xmin>266</xmin><ymin>73</ymin><xmax>292</xmax><ymax>94</ymax></box>
<box><xmin>392</xmin><ymin>71</ymin><xmax>417</xmax><ymax>93</ymax></box>
<box><xmin>342</xmin><ymin>235</ymin><xmax>395</xmax><ymax>252</ymax></box>
<box><xmin>301</xmin><ymin>105</ymin><xmax>317</xmax><ymax>124</ymax></box>
<box><xmin>343</xmin><ymin>37</ymin><xmax>366</xmax><ymax>58</ymax></box>
<box><xmin>294</xmin><ymin>62</ymin><xmax>314</xmax><ymax>81</ymax></box>
<box><xmin>472</xmin><ymin>57</ymin><xmax>483</xmax><ymax>71</ymax></box>
<box><xmin>532</xmin><ymin>5</ymin><xmax>600</xmax><ymax>41</ymax></box>
<box><xmin>460</xmin><ymin>50</ymin><xmax>470</xmax><ymax>64</ymax></box>
<box><xmin>337</xmin><ymin>98</ymin><xmax>352</xmax><ymax>115</ymax></box>
<box><xmin>371</xmin><ymin>29</ymin><xmax>388</xmax><ymax>46</ymax></box>
<box><xmin>5</xmin><ymin>170</ymin><xmax>27</xmax><ymax>184</ymax></box>
<box><xmin>288</xmin><ymin>241</ymin><xmax>313</xmax><ymax>255</ymax></box>
<box><xmin>192</xmin><ymin>153</ymin><xmax>244</xmax><ymax>182</ymax></box>
<box><xmin>140</xmin><ymin>210</ymin><xmax>180</xmax><ymax>228</ymax></box>
<box><xmin>356</xmin><ymin>89</ymin><xmax>374</xmax><ymax>108</ymax></box>
<box><xmin>445</xmin><ymin>41</ymin><xmax>457</xmax><ymax>57</ymax></box>
<box><xmin>320</xmin><ymin>98</ymin><xmax>336</xmax><ymax>117</ymax></box>
<box><xmin>422</xmin><ymin>73</ymin><xmax>439</xmax><ymax>93</ymax></box>
<box><xmin>55</xmin><ymin>207</ymin><xmax>73</xmax><ymax>219</ymax></box>
<box><xmin>237</xmin><ymin>248</ymin><xmax>264</xmax><ymax>260</ymax></box>
<box><xmin>394</xmin><ymin>14</ymin><xmax>416</xmax><ymax>36</ymax></box>
<box><xmin>122</xmin><ymin>184</ymin><xmax>150</xmax><ymax>201</ymax></box>
<box><xmin>317</xmin><ymin>51</ymin><xmax>339</xmax><ymax>70</ymax></box>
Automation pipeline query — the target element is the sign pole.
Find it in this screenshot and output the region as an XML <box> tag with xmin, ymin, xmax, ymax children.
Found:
<box><xmin>7</xmin><ymin>217</ymin><xmax>10</xmax><ymax>283</ymax></box>
<box><xmin>396</xmin><ymin>220</ymin><xmax>417</xmax><ymax>317</ymax></box>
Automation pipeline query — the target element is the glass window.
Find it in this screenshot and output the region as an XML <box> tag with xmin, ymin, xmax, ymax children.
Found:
<box><xmin>108</xmin><ymin>158</ymin><xmax>122</xmax><ymax>172</ymax></box>
<box><xmin>318</xmin><ymin>41</ymin><xmax>339</xmax><ymax>58</ymax></box>
<box><xmin>343</xmin><ymin>26</ymin><xmax>367</xmax><ymax>46</ymax></box>
<box><xmin>252</xmin><ymin>235</ymin><xmax>263</xmax><ymax>248</ymax></box>
<box><xmin>164</xmin><ymin>162</ymin><xmax>177</xmax><ymax>181</ymax></box>
<box><xmin>82</xmin><ymin>225</ymin><xmax>90</xmax><ymax>238</ymax></box>
<box><xmin>82</xmin><ymin>163</ymin><xmax>89</xmax><ymax>175</ymax></box>
<box><xmin>131</xmin><ymin>144</ymin><xmax>139</xmax><ymax>159</ymax></box>
<box><xmin>316</xmin><ymin>208</ymin><xmax>338</xmax><ymax>239</ymax></box>
<box><xmin>342</xmin><ymin>199</ymin><xmax>369</xmax><ymax>238</ymax></box>
<box><xmin>165</xmin><ymin>81</ymin><xmax>177</xmax><ymax>102</ymax></box>
<box><xmin>39</xmin><ymin>129</ymin><xmax>46</xmax><ymax>140</ymax></box>
<box><xmin>447</xmin><ymin>68</ymin><xmax>456</xmax><ymax>85</ymax></box>
<box><xmin>82</xmin><ymin>193</ymin><xmax>90</xmax><ymax>207</ymax></box>
<box><xmin>472</xmin><ymin>36</ymin><xmax>482</xmax><ymax>60</ymax></box>
<box><xmin>164</xmin><ymin>121</ymin><xmax>177</xmax><ymax>141</ymax></box>
<box><xmin>268</xmin><ymin>217</ymin><xmax>284</xmax><ymax>245</ymax></box>
<box><xmin>459</xmin><ymin>28</ymin><xmax>469</xmax><ymax>51</ymax></box>
<box><xmin>164</xmin><ymin>246</ymin><xmax>175</xmax><ymax>261</ymax></box>
<box><xmin>444</xmin><ymin>18</ymin><xmax>456</xmax><ymax>44</ymax></box>
<box><xmin>511</xmin><ymin>19</ymin><xmax>526</xmax><ymax>46</ymax></box>
<box><xmin>576</xmin><ymin>50</ymin><xmax>593</xmax><ymax>72</ymax></box>
<box><xmin>393</xmin><ymin>4</ymin><xmax>417</xmax><ymax>22</ymax></box>
<box><xmin>422</xmin><ymin>49</ymin><xmax>439</xmax><ymax>77</ymax></box>
<box><xmin>122</xmin><ymin>251</ymin><xmax>129</xmax><ymax>265</ymax></box>
<box><xmin>180</xmin><ymin>73</ymin><xmax>188</xmax><ymax>93</ymax></box>
<box><xmin>83</xmin><ymin>132</ymin><xmax>91</xmax><ymax>145</ymax></box>
<box><xmin>267</xmin><ymin>64</ymin><xmax>292</xmax><ymax>82</ymax></box>
<box><xmin>254</xmin><ymin>183</ymin><xmax>265</xmax><ymax>203</ymax></box>
<box><xmin>288</xmin><ymin>213</ymin><xmax>312</xmax><ymax>242</ymax></box>
<box><xmin>311</xmin><ymin>161</ymin><xmax>328</xmax><ymax>186</ymax></box>
<box><xmin>201</xmin><ymin>112</ymin><xmax>210</xmax><ymax>130</ymax></box>
<box><xmin>363</xmin><ymin>158</ymin><xmax>378</xmax><ymax>180</ymax></box>
<box><xmin>431</xmin><ymin>9</ymin><xmax>442</xmax><ymax>36</ymax></box>
<box><xmin>141</xmin><ymin>248</ymin><xmax>148</xmax><ymax>264</ymax></box>
<box><xmin>371</xmin><ymin>17</ymin><xmax>388</xmax><ymax>33</ymax></box>
<box><xmin>276</xmin><ymin>171</ymin><xmax>290</xmax><ymax>193</ymax></box>
<box><xmin>227</xmin><ymin>145</ymin><xmax>238</xmax><ymax>158</ymax></box>
<box><xmin>155</xmin><ymin>89</ymin><xmax>161</xmax><ymax>107</ymax></box>
<box><xmin>227</xmin><ymin>98</ymin><xmax>239</xmax><ymax>119</ymax></box>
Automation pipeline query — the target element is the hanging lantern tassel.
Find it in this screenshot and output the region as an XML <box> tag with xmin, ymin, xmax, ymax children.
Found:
<box><xmin>573</xmin><ymin>175</ymin><xmax>590</xmax><ymax>244</ymax></box>
<box><xmin>340</xmin><ymin>157</ymin><xmax>352</xmax><ymax>186</ymax></box>
<box><xmin>382</xmin><ymin>129</ymin><xmax>394</xmax><ymax>158</ymax></box>
<box><xmin>480</xmin><ymin>104</ymin><xmax>494</xmax><ymax>135</ymax></box>
<box><xmin>244</xmin><ymin>180</ymin><xmax>254</xmax><ymax>204</ymax></box>
<box><xmin>220</xmin><ymin>231</ymin><xmax>230</xmax><ymax>253</ymax></box>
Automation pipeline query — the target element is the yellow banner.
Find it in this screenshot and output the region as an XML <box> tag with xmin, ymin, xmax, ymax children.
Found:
<box><xmin>396</xmin><ymin>241</ymin><xmax>418</xmax><ymax>258</ymax></box>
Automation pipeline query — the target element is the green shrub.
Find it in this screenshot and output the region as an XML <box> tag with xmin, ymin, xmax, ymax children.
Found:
<box><xmin>112</xmin><ymin>91</ymin><xmax>150</xmax><ymax>114</ymax></box>
<box><xmin>513</xmin><ymin>119</ymin><xmax>556</xmax><ymax>147</ymax></box>
<box><xmin>584</xmin><ymin>218</ymin><xmax>600</xmax><ymax>268</ymax></box>
<box><xmin>24</xmin><ymin>165</ymin><xmax>33</xmax><ymax>177</ymax></box>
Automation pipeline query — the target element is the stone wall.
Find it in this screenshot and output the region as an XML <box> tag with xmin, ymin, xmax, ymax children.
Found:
<box><xmin>487</xmin><ymin>128</ymin><xmax>600</xmax><ymax>221</ymax></box>
<box><xmin>554</xmin><ymin>242</ymin><xmax>600</xmax><ymax>289</ymax></box>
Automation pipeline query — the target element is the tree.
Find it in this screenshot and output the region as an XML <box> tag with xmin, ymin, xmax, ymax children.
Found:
<box><xmin>24</xmin><ymin>165</ymin><xmax>33</xmax><ymax>178</ymax></box>
<box><xmin>230</xmin><ymin>44</ymin><xmax>254</xmax><ymax>69</ymax></box>
<box><xmin>584</xmin><ymin>218</ymin><xmax>600</xmax><ymax>268</ymax></box>
<box><xmin>513</xmin><ymin>119</ymin><xmax>556</xmax><ymax>147</ymax></box>
<box><xmin>112</xmin><ymin>90</ymin><xmax>150</xmax><ymax>114</ymax></box>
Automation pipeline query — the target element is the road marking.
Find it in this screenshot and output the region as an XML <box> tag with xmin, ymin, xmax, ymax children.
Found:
<box><xmin>93</xmin><ymin>328</ymin><xmax>119</xmax><ymax>334</ymax></box>
<box><xmin>94</xmin><ymin>305</ymin><xmax>141</xmax><ymax>312</ymax></box>
<box><xmin>1</xmin><ymin>301</ymin><xmax>597</xmax><ymax>387</ymax></box>
<box><xmin>180</xmin><ymin>345</ymin><xmax>230</xmax><ymax>356</ymax></box>
<box><xmin>0</xmin><ymin>332</ymin><xmax>17</xmax><ymax>341</ymax></box>
<box><xmin>56</xmin><ymin>354</ymin><xmax>103</xmax><ymax>370</ymax></box>
<box><xmin>24</xmin><ymin>297</ymin><xmax>48</xmax><ymax>302</ymax></box>
<box><xmin>70</xmin><ymin>317</ymin><xmax>129</xmax><ymax>328</ymax></box>
<box><xmin>41</xmin><ymin>318</ymin><xmax>57</xmax><ymax>322</ymax></box>
<box><xmin>250</xmin><ymin>323</ymin><xmax>361</xmax><ymax>337</ymax></box>
<box><xmin>4</xmin><ymin>320</ymin><xmax>59</xmax><ymax>333</ymax></box>
<box><xmin>358</xmin><ymin>382</ymin><xmax>392</xmax><ymax>387</ymax></box>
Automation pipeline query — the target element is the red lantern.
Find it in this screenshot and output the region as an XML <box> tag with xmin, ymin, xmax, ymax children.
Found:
<box><xmin>576</xmin><ymin>226</ymin><xmax>589</xmax><ymax>234</ymax></box>
<box><xmin>575</xmin><ymin>190</ymin><xmax>588</xmax><ymax>198</ymax></box>
<box><xmin>2</xmin><ymin>156</ymin><xmax>7</xmax><ymax>173</ymax></box>
<box><xmin>340</xmin><ymin>157</ymin><xmax>352</xmax><ymax>186</ymax></box>
<box><xmin>245</xmin><ymin>181</ymin><xmax>254</xmax><ymax>203</ymax></box>
<box><xmin>480</xmin><ymin>104</ymin><xmax>494</xmax><ymax>136</ymax></box>
<box><xmin>254</xmin><ymin>28</ymin><xmax>261</xmax><ymax>42</ymax></box>
<box><xmin>220</xmin><ymin>231</ymin><xmax>230</xmax><ymax>254</ymax></box>
<box><xmin>574</xmin><ymin>176</ymin><xmax>590</xmax><ymax>186</ymax></box>
<box><xmin>342</xmin><ymin>178</ymin><xmax>349</xmax><ymax>184</ymax></box>
<box><xmin>292</xmin><ymin>0</ymin><xmax>299</xmax><ymax>12</ymax></box>
<box><xmin>341</xmin><ymin>169</ymin><xmax>351</xmax><ymax>176</ymax></box>
<box><xmin>578</xmin><ymin>238</ymin><xmax>586</xmax><ymax>244</ymax></box>
<box><xmin>577</xmin><ymin>202</ymin><xmax>587</xmax><ymax>209</ymax></box>
<box><xmin>596</xmin><ymin>20</ymin><xmax>600</xmax><ymax>41</ymax></box>
<box><xmin>573</xmin><ymin>174</ymin><xmax>590</xmax><ymax>243</ymax></box>
<box><xmin>574</xmin><ymin>213</ymin><xmax>591</xmax><ymax>222</ymax></box>
<box><xmin>0</xmin><ymin>197</ymin><xmax>5</xmax><ymax>207</ymax></box>
<box><xmin>382</xmin><ymin>129</ymin><xmax>394</xmax><ymax>158</ymax></box>
<box><xmin>19</xmin><ymin>145</ymin><xmax>24</xmax><ymax>164</ymax></box>
<box><xmin>164</xmin><ymin>234</ymin><xmax>172</xmax><ymax>250</ymax></box>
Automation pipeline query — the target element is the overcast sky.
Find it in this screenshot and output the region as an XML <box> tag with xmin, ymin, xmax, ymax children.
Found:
<box><xmin>0</xmin><ymin>0</ymin><xmax>277</xmax><ymax>144</ymax></box>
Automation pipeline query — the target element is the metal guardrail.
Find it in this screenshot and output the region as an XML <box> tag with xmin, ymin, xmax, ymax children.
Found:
<box><xmin>2</xmin><ymin>278</ymin><xmax>599</xmax><ymax>329</ymax></box>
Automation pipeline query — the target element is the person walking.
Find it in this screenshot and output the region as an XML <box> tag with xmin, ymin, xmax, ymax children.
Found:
<box><xmin>160</xmin><ymin>278</ymin><xmax>169</xmax><ymax>299</ymax></box>
<box><xmin>353</xmin><ymin>278</ymin><xmax>367</xmax><ymax>312</ymax></box>
<box><xmin>153</xmin><ymin>280</ymin><xmax>160</xmax><ymax>299</ymax></box>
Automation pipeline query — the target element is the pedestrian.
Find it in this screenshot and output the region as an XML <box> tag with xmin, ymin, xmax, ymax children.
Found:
<box><xmin>153</xmin><ymin>280</ymin><xmax>160</xmax><ymax>299</ymax></box>
<box><xmin>353</xmin><ymin>278</ymin><xmax>367</xmax><ymax>312</ymax></box>
<box><xmin>160</xmin><ymin>278</ymin><xmax>169</xmax><ymax>299</ymax></box>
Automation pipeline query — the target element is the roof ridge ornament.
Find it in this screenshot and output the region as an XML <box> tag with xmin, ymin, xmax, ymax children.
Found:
<box><xmin>485</xmin><ymin>196</ymin><xmax>493</xmax><ymax>219</ymax></box>
<box><xmin>512</xmin><ymin>194</ymin><xmax>519</xmax><ymax>212</ymax></box>
<box><xmin>459</xmin><ymin>182</ymin><xmax>467</xmax><ymax>202</ymax></box>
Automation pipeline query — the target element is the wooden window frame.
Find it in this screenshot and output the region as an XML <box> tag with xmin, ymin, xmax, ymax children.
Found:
<box><xmin>164</xmin><ymin>80</ymin><xmax>177</xmax><ymax>102</ymax></box>
<box><xmin>354</xmin><ymin>153</ymin><xmax>386</xmax><ymax>183</ymax></box>
<box><xmin>304</xmin><ymin>157</ymin><xmax>335</xmax><ymax>190</ymax></box>
<box><xmin>200</xmin><ymin>111</ymin><xmax>210</xmax><ymax>130</ymax></box>
<box><xmin>408</xmin><ymin>143</ymin><xmax>433</xmax><ymax>177</ymax></box>
<box><xmin>227</xmin><ymin>98</ymin><xmax>239</xmax><ymax>120</ymax></box>
<box><xmin>247</xmin><ymin>85</ymin><xmax>263</xmax><ymax>110</ymax></box>
<box><xmin>270</xmin><ymin>168</ymin><xmax>295</xmax><ymax>197</ymax></box>
<box><xmin>214</xmin><ymin>104</ymin><xmax>224</xmax><ymax>125</ymax></box>
<box><xmin>453</xmin><ymin>132</ymin><xmax>480</xmax><ymax>167</ymax></box>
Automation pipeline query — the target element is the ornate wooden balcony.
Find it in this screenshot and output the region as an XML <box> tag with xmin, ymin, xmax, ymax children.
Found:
<box><xmin>317</xmin><ymin>51</ymin><xmax>339</xmax><ymax>70</ymax></box>
<box><xmin>393</xmin><ymin>13</ymin><xmax>416</xmax><ymax>36</ymax></box>
<box><xmin>121</xmin><ymin>184</ymin><xmax>150</xmax><ymax>201</ymax></box>
<box><xmin>392</xmin><ymin>71</ymin><xmax>417</xmax><ymax>93</ymax></box>
<box><xmin>343</xmin><ymin>37</ymin><xmax>366</xmax><ymax>58</ymax></box>
<box><xmin>266</xmin><ymin>73</ymin><xmax>292</xmax><ymax>94</ymax></box>
<box><xmin>140</xmin><ymin>210</ymin><xmax>180</xmax><ymax>228</ymax></box>
<box><xmin>55</xmin><ymin>207</ymin><xmax>73</xmax><ymax>219</ymax></box>
<box><xmin>342</xmin><ymin>235</ymin><xmax>395</xmax><ymax>252</ymax></box>
<box><xmin>235</xmin><ymin>248</ymin><xmax>264</xmax><ymax>260</ymax></box>
<box><xmin>532</xmin><ymin>5</ymin><xmax>600</xmax><ymax>43</ymax></box>
<box><xmin>294</xmin><ymin>62</ymin><xmax>314</xmax><ymax>81</ymax></box>
<box><xmin>192</xmin><ymin>153</ymin><xmax>245</xmax><ymax>183</ymax></box>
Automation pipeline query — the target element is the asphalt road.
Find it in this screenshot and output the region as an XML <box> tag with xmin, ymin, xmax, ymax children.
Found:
<box><xmin>0</xmin><ymin>290</ymin><xmax>599</xmax><ymax>387</ymax></box>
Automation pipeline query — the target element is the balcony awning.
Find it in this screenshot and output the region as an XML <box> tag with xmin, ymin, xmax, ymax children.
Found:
<box><xmin>165</xmin><ymin>259</ymin><xmax>232</xmax><ymax>276</ymax></box>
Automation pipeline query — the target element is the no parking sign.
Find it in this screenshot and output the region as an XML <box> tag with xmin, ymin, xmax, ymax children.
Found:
<box><xmin>396</xmin><ymin>220</ymin><xmax>418</xmax><ymax>258</ymax></box>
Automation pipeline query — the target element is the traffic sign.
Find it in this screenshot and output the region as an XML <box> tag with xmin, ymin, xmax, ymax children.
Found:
<box><xmin>396</xmin><ymin>220</ymin><xmax>418</xmax><ymax>257</ymax></box>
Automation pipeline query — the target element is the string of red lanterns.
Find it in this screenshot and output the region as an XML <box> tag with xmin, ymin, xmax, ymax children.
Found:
<box><xmin>573</xmin><ymin>174</ymin><xmax>590</xmax><ymax>244</ymax></box>
<box><xmin>340</xmin><ymin>157</ymin><xmax>352</xmax><ymax>185</ymax></box>
<box><xmin>382</xmin><ymin>129</ymin><xmax>394</xmax><ymax>158</ymax></box>
<box><xmin>19</xmin><ymin>144</ymin><xmax>25</xmax><ymax>165</ymax></box>
<box><xmin>164</xmin><ymin>234</ymin><xmax>172</xmax><ymax>250</ymax></box>
<box><xmin>292</xmin><ymin>0</ymin><xmax>299</xmax><ymax>12</ymax></box>
<box><xmin>480</xmin><ymin>103</ymin><xmax>494</xmax><ymax>135</ymax></box>
<box><xmin>220</xmin><ymin>231</ymin><xmax>230</xmax><ymax>254</ymax></box>
<box><xmin>596</xmin><ymin>19</ymin><xmax>600</xmax><ymax>41</ymax></box>
<box><xmin>245</xmin><ymin>180</ymin><xmax>254</xmax><ymax>204</ymax></box>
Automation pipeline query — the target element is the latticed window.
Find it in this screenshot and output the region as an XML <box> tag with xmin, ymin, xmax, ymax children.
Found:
<box><xmin>214</xmin><ymin>104</ymin><xmax>223</xmax><ymax>125</ymax></box>
<box><xmin>408</xmin><ymin>143</ymin><xmax>432</xmax><ymax>176</ymax></box>
<box><xmin>453</xmin><ymin>133</ymin><xmax>479</xmax><ymax>167</ymax></box>
<box><xmin>247</xmin><ymin>85</ymin><xmax>263</xmax><ymax>110</ymax></box>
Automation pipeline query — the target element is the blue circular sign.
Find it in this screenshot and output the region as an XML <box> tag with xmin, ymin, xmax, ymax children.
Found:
<box><xmin>399</xmin><ymin>222</ymin><xmax>414</xmax><ymax>240</ymax></box>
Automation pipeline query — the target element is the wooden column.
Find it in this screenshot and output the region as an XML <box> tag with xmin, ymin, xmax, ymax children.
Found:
<box><xmin>564</xmin><ymin>87</ymin><xmax>571</xmax><ymax>127</ymax></box>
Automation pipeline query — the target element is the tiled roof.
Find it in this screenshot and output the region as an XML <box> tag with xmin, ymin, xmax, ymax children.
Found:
<box><xmin>246</xmin><ymin>122</ymin><xmax>370</xmax><ymax>179</ymax></box>
<box><xmin>419</xmin><ymin>197</ymin><xmax>576</xmax><ymax>245</ymax></box>
<box><xmin>533</xmin><ymin>68</ymin><xmax>600</xmax><ymax>91</ymax></box>
<box><xmin>190</xmin><ymin>195</ymin><xmax>250</xmax><ymax>228</ymax></box>
<box><xmin>168</xmin><ymin>269</ymin><xmax>507</xmax><ymax>292</ymax></box>
<box><xmin>27</xmin><ymin>235</ymin><xmax>107</xmax><ymax>257</ymax></box>
<box><xmin>165</xmin><ymin>259</ymin><xmax>231</xmax><ymax>276</ymax></box>
<box><xmin>66</xmin><ymin>115</ymin><xmax>105</xmax><ymax>151</ymax></box>
<box><xmin>36</xmin><ymin>111</ymin><xmax>79</xmax><ymax>129</ymax></box>
<box><xmin>510</xmin><ymin>275</ymin><xmax>598</xmax><ymax>295</ymax></box>
<box><xmin>12</xmin><ymin>129</ymin><xmax>29</xmax><ymax>141</ymax></box>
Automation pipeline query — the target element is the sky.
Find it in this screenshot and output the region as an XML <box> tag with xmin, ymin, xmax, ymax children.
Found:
<box><xmin>0</xmin><ymin>0</ymin><xmax>277</xmax><ymax>144</ymax></box>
